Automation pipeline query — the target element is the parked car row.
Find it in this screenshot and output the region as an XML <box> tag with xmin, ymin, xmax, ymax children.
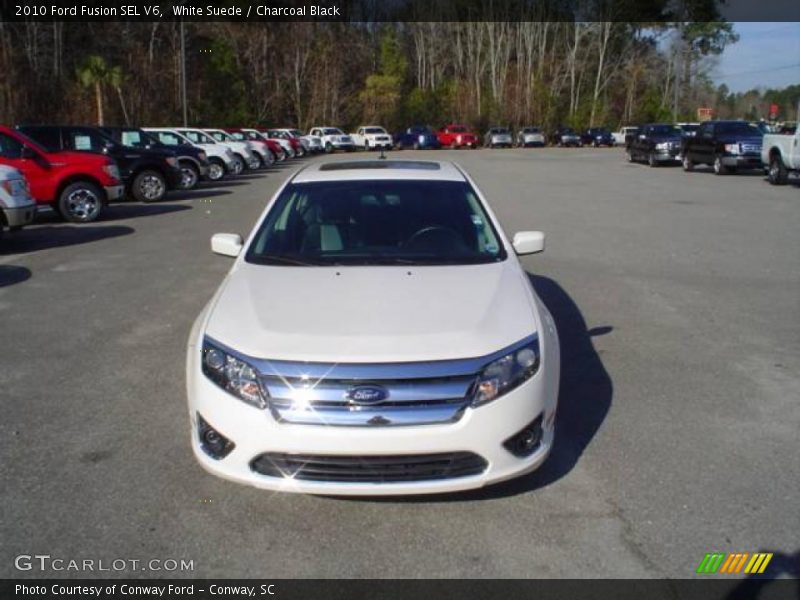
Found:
<box><xmin>0</xmin><ymin>123</ymin><xmax>313</xmax><ymax>231</ymax></box>
<box><xmin>623</xmin><ymin>119</ymin><xmax>799</xmax><ymax>185</ymax></box>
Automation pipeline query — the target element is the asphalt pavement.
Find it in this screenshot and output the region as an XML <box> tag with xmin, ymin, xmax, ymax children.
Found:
<box><xmin>1</xmin><ymin>148</ymin><xmax>798</xmax><ymax>579</ymax></box>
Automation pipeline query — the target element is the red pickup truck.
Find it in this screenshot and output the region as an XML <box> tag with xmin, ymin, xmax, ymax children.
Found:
<box><xmin>0</xmin><ymin>126</ymin><xmax>123</xmax><ymax>222</ymax></box>
<box><xmin>436</xmin><ymin>124</ymin><xmax>480</xmax><ymax>149</ymax></box>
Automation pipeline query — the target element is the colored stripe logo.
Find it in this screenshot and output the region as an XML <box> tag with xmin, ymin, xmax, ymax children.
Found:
<box><xmin>697</xmin><ymin>552</ymin><xmax>773</xmax><ymax>575</ymax></box>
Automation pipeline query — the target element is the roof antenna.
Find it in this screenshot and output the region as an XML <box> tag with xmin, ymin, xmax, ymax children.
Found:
<box><xmin>378</xmin><ymin>146</ymin><xmax>387</xmax><ymax>160</ymax></box>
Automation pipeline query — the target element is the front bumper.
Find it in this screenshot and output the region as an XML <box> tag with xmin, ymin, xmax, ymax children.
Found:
<box><xmin>104</xmin><ymin>184</ymin><xmax>125</xmax><ymax>201</ymax></box>
<box><xmin>186</xmin><ymin>344</ymin><xmax>559</xmax><ymax>496</ymax></box>
<box><xmin>653</xmin><ymin>148</ymin><xmax>680</xmax><ymax>161</ymax></box>
<box><xmin>329</xmin><ymin>142</ymin><xmax>356</xmax><ymax>151</ymax></box>
<box><xmin>1</xmin><ymin>201</ymin><xmax>37</xmax><ymax>228</ymax></box>
<box><xmin>720</xmin><ymin>154</ymin><xmax>762</xmax><ymax>169</ymax></box>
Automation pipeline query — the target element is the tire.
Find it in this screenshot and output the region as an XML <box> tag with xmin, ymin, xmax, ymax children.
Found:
<box><xmin>132</xmin><ymin>170</ymin><xmax>166</xmax><ymax>203</ymax></box>
<box><xmin>207</xmin><ymin>159</ymin><xmax>225</xmax><ymax>181</ymax></box>
<box><xmin>626</xmin><ymin>149</ymin><xmax>635</xmax><ymax>163</ymax></box>
<box><xmin>396</xmin><ymin>141</ymin><xmax>404</xmax><ymax>151</ymax></box>
<box><xmin>364</xmin><ymin>142</ymin><xmax>370</xmax><ymax>151</ymax></box>
<box><xmin>768</xmin><ymin>154</ymin><xmax>788</xmax><ymax>185</ymax></box>
<box><xmin>178</xmin><ymin>162</ymin><xmax>200</xmax><ymax>190</ymax></box>
<box><xmin>230</xmin><ymin>155</ymin><xmax>244</xmax><ymax>175</ymax></box>
<box><xmin>325</xmin><ymin>142</ymin><xmax>333</xmax><ymax>154</ymax></box>
<box><xmin>247</xmin><ymin>155</ymin><xmax>261</xmax><ymax>170</ymax></box>
<box><xmin>450</xmin><ymin>141</ymin><xmax>458</xmax><ymax>150</ymax></box>
<box><xmin>648</xmin><ymin>152</ymin><xmax>658</xmax><ymax>167</ymax></box>
<box><xmin>713</xmin><ymin>155</ymin><xmax>729</xmax><ymax>175</ymax></box>
<box><xmin>57</xmin><ymin>181</ymin><xmax>104</xmax><ymax>223</ymax></box>
<box><xmin>682</xmin><ymin>155</ymin><xmax>694</xmax><ymax>172</ymax></box>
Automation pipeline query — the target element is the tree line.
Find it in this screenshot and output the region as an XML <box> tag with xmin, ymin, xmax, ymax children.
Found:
<box><xmin>0</xmin><ymin>20</ymin><xmax>797</xmax><ymax>132</ymax></box>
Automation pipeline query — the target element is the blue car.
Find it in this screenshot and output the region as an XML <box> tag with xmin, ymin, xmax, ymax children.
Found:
<box><xmin>393</xmin><ymin>125</ymin><xmax>441</xmax><ymax>150</ymax></box>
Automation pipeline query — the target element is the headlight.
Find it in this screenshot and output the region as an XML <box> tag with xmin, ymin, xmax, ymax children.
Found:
<box><xmin>166</xmin><ymin>156</ymin><xmax>178</xmax><ymax>167</ymax></box>
<box><xmin>724</xmin><ymin>143</ymin><xmax>740</xmax><ymax>154</ymax></box>
<box><xmin>472</xmin><ymin>338</ymin><xmax>540</xmax><ymax>407</ymax></box>
<box><xmin>419</xmin><ymin>134</ymin><xmax>425</xmax><ymax>144</ymax></box>
<box><xmin>103</xmin><ymin>163</ymin><xmax>120</xmax><ymax>181</ymax></box>
<box><xmin>202</xmin><ymin>340</ymin><xmax>266</xmax><ymax>409</ymax></box>
<box><xmin>655</xmin><ymin>142</ymin><xmax>669</xmax><ymax>150</ymax></box>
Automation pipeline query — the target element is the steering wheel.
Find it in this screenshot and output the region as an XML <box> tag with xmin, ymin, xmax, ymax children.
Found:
<box><xmin>403</xmin><ymin>226</ymin><xmax>467</xmax><ymax>253</ymax></box>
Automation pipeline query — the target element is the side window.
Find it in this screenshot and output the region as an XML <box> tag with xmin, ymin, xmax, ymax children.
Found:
<box><xmin>0</xmin><ymin>133</ymin><xmax>24</xmax><ymax>158</ymax></box>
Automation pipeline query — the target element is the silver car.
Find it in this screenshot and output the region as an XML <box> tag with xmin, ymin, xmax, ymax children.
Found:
<box><xmin>484</xmin><ymin>127</ymin><xmax>513</xmax><ymax>149</ymax></box>
<box><xmin>517</xmin><ymin>127</ymin><xmax>546</xmax><ymax>147</ymax></box>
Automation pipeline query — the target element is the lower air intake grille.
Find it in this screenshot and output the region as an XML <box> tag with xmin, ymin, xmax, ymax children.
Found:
<box><xmin>250</xmin><ymin>452</ymin><xmax>487</xmax><ymax>483</ymax></box>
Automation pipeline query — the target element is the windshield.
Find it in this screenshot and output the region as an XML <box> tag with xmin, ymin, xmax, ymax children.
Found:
<box><xmin>364</xmin><ymin>127</ymin><xmax>386</xmax><ymax>134</ymax></box>
<box><xmin>522</xmin><ymin>128</ymin><xmax>540</xmax><ymax>134</ymax></box>
<box><xmin>492</xmin><ymin>128</ymin><xmax>509</xmax><ymax>134</ymax></box>
<box><xmin>208</xmin><ymin>131</ymin><xmax>232</xmax><ymax>142</ymax></box>
<box><xmin>181</xmin><ymin>130</ymin><xmax>216</xmax><ymax>145</ymax></box>
<box><xmin>716</xmin><ymin>123</ymin><xmax>762</xmax><ymax>136</ymax></box>
<box><xmin>229</xmin><ymin>131</ymin><xmax>247</xmax><ymax>141</ymax></box>
<box><xmin>323</xmin><ymin>128</ymin><xmax>343</xmax><ymax>135</ymax></box>
<box><xmin>246</xmin><ymin>180</ymin><xmax>506</xmax><ymax>266</ymax></box>
<box><xmin>648</xmin><ymin>125</ymin><xmax>680</xmax><ymax>136</ymax></box>
<box><xmin>289</xmin><ymin>129</ymin><xmax>304</xmax><ymax>136</ymax></box>
<box><xmin>449</xmin><ymin>126</ymin><xmax>467</xmax><ymax>133</ymax></box>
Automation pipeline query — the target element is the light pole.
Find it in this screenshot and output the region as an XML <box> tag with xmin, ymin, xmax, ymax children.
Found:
<box><xmin>180</xmin><ymin>19</ymin><xmax>188</xmax><ymax>126</ymax></box>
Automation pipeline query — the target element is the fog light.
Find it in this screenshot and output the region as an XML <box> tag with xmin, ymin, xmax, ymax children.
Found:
<box><xmin>197</xmin><ymin>413</ymin><xmax>235</xmax><ymax>460</ymax></box>
<box><xmin>503</xmin><ymin>414</ymin><xmax>543</xmax><ymax>457</ymax></box>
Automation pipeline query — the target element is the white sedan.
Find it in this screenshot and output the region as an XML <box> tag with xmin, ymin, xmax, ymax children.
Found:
<box><xmin>186</xmin><ymin>159</ymin><xmax>560</xmax><ymax>495</ymax></box>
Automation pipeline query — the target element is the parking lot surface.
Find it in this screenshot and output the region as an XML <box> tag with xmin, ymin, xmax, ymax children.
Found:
<box><xmin>1</xmin><ymin>149</ymin><xmax>798</xmax><ymax>578</ymax></box>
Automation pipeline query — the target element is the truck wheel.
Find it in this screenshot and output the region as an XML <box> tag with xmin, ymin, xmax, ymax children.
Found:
<box><xmin>648</xmin><ymin>152</ymin><xmax>658</xmax><ymax>167</ymax></box>
<box><xmin>768</xmin><ymin>154</ymin><xmax>788</xmax><ymax>185</ymax></box>
<box><xmin>247</xmin><ymin>155</ymin><xmax>261</xmax><ymax>170</ymax></box>
<box><xmin>325</xmin><ymin>142</ymin><xmax>333</xmax><ymax>154</ymax></box>
<box><xmin>626</xmin><ymin>149</ymin><xmax>635</xmax><ymax>163</ymax></box>
<box><xmin>713</xmin><ymin>155</ymin><xmax>728</xmax><ymax>175</ymax></box>
<box><xmin>58</xmin><ymin>181</ymin><xmax>103</xmax><ymax>223</ymax></box>
<box><xmin>450</xmin><ymin>141</ymin><xmax>458</xmax><ymax>150</ymax></box>
<box><xmin>132</xmin><ymin>170</ymin><xmax>167</xmax><ymax>202</ymax></box>
<box><xmin>682</xmin><ymin>156</ymin><xmax>694</xmax><ymax>172</ymax></box>
<box><xmin>207</xmin><ymin>159</ymin><xmax>225</xmax><ymax>181</ymax></box>
<box><xmin>396</xmin><ymin>141</ymin><xmax>404</xmax><ymax>151</ymax></box>
<box><xmin>230</xmin><ymin>155</ymin><xmax>244</xmax><ymax>175</ymax></box>
<box><xmin>179</xmin><ymin>162</ymin><xmax>200</xmax><ymax>190</ymax></box>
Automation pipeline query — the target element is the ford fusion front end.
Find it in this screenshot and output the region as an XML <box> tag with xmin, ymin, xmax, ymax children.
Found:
<box><xmin>186</xmin><ymin>160</ymin><xmax>560</xmax><ymax>495</ymax></box>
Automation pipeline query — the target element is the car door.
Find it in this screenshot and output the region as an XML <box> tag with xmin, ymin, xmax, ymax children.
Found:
<box><xmin>0</xmin><ymin>132</ymin><xmax>57</xmax><ymax>202</ymax></box>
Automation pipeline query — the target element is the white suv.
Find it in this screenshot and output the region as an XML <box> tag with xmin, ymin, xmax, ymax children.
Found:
<box><xmin>308</xmin><ymin>127</ymin><xmax>355</xmax><ymax>153</ymax></box>
<box><xmin>186</xmin><ymin>159</ymin><xmax>560</xmax><ymax>495</ymax></box>
<box><xmin>350</xmin><ymin>125</ymin><xmax>393</xmax><ymax>150</ymax></box>
<box><xmin>0</xmin><ymin>165</ymin><xmax>36</xmax><ymax>236</ymax></box>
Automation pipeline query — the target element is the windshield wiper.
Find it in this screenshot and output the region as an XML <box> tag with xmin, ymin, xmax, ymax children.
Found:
<box><xmin>257</xmin><ymin>255</ymin><xmax>325</xmax><ymax>266</ymax></box>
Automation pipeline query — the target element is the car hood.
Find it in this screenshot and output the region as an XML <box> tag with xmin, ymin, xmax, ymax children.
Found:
<box><xmin>205</xmin><ymin>260</ymin><xmax>537</xmax><ymax>363</ymax></box>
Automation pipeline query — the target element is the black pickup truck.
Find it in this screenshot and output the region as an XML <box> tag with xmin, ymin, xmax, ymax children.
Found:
<box><xmin>17</xmin><ymin>125</ymin><xmax>182</xmax><ymax>201</ymax></box>
<box><xmin>100</xmin><ymin>127</ymin><xmax>209</xmax><ymax>190</ymax></box>
<box><xmin>627</xmin><ymin>124</ymin><xmax>682</xmax><ymax>166</ymax></box>
<box><xmin>681</xmin><ymin>121</ymin><xmax>764</xmax><ymax>175</ymax></box>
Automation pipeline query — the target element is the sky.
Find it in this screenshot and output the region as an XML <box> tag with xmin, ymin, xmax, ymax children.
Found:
<box><xmin>712</xmin><ymin>22</ymin><xmax>800</xmax><ymax>93</ymax></box>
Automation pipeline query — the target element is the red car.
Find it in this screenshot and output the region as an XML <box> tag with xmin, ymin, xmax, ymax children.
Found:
<box><xmin>0</xmin><ymin>125</ymin><xmax>124</xmax><ymax>223</ymax></box>
<box><xmin>237</xmin><ymin>128</ymin><xmax>286</xmax><ymax>162</ymax></box>
<box><xmin>436</xmin><ymin>124</ymin><xmax>480</xmax><ymax>149</ymax></box>
<box><xmin>224</xmin><ymin>128</ymin><xmax>274</xmax><ymax>167</ymax></box>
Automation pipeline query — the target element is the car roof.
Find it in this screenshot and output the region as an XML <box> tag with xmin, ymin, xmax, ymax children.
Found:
<box><xmin>292</xmin><ymin>159</ymin><xmax>466</xmax><ymax>183</ymax></box>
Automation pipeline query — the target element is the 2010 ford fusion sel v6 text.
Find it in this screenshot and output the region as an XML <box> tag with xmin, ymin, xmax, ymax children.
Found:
<box><xmin>186</xmin><ymin>159</ymin><xmax>560</xmax><ymax>495</ymax></box>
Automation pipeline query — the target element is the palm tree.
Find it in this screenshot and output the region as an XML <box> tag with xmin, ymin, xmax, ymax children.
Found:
<box><xmin>76</xmin><ymin>55</ymin><xmax>128</xmax><ymax>125</ymax></box>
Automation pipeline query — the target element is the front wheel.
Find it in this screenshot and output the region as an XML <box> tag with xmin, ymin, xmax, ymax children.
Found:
<box><xmin>768</xmin><ymin>155</ymin><xmax>788</xmax><ymax>185</ymax></box>
<box><xmin>713</xmin><ymin>155</ymin><xmax>729</xmax><ymax>175</ymax></box>
<box><xmin>682</xmin><ymin>155</ymin><xmax>694</xmax><ymax>172</ymax></box>
<box><xmin>627</xmin><ymin>149</ymin><xmax>635</xmax><ymax>163</ymax></box>
<box><xmin>207</xmin><ymin>159</ymin><xmax>225</xmax><ymax>181</ymax></box>
<box><xmin>247</xmin><ymin>155</ymin><xmax>261</xmax><ymax>170</ymax></box>
<box><xmin>325</xmin><ymin>142</ymin><xmax>333</xmax><ymax>154</ymax></box>
<box><xmin>132</xmin><ymin>170</ymin><xmax>166</xmax><ymax>203</ymax></box>
<box><xmin>58</xmin><ymin>181</ymin><xmax>104</xmax><ymax>223</ymax></box>
<box><xmin>230</xmin><ymin>155</ymin><xmax>244</xmax><ymax>175</ymax></box>
<box><xmin>178</xmin><ymin>162</ymin><xmax>200</xmax><ymax>190</ymax></box>
<box><xmin>648</xmin><ymin>152</ymin><xmax>658</xmax><ymax>167</ymax></box>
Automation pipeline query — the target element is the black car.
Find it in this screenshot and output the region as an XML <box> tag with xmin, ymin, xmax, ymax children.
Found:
<box><xmin>551</xmin><ymin>126</ymin><xmax>582</xmax><ymax>147</ymax></box>
<box><xmin>581</xmin><ymin>127</ymin><xmax>614</xmax><ymax>147</ymax></box>
<box><xmin>100</xmin><ymin>126</ymin><xmax>209</xmax><ymax>190</ymax></box>
<box><xmin>627</xmin><ymin>124</ymin><xmax>682</xmax><ymax>167</ymax></box>
<box><xmin>17</xmin><ymin>125</ymin><xmax>182</xmax><ymax>202</ymax></box>
<box><xmin>681</xmin><ymin>121</ymin><xmax>764</xmax><ymax>175</ymax></box>
<box><xmin>393</xmin><ymin>125</ymin><xmax>441</xmax><ymax>150</ymax></box>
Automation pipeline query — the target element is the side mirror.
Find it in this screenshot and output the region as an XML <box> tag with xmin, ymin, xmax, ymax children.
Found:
<box><xmin>20</xmin><ymin>146</ymin><xmax>37</xmax><ymax>159</ymax></box>
<box><xmin>211</xmin><ymin>233</ymin><xmax>243</xmax><ymax>257</ymax></box>
<box><xmin>512</xmin><ymin>231</ymin><xmax>545</xmax><ymax>256</ymax></box>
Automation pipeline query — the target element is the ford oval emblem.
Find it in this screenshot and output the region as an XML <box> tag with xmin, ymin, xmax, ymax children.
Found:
<box><xmin>346</xmin><ymin>385</ymin><xmax>389</xmax><ymax>405</ymax></box>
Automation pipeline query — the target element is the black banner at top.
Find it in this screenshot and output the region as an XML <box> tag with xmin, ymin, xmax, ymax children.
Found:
<box><xmin>1</xmin><ymin>0</ymin><xmax>799</xmax><ymax>22</ymax></box>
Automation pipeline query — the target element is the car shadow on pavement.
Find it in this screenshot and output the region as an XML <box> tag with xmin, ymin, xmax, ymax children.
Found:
<box><xmin>331</xmin><ymin>273</ymin><xmax>613</xmax><ymax>503</ymax></box>
<box><xmin>0</xmin><ymin>224</ymin><xmax>134</xmax><ymax>255</ymax></box>
<box><xmin>0</xmin><ymin>265</ymin><xmax>32</xmax><ymax>287</ymax></box>
<box><xmin>724</xmin><ymin>549</ymin><xmax>800</xmax><ymax>599</ymax></box>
